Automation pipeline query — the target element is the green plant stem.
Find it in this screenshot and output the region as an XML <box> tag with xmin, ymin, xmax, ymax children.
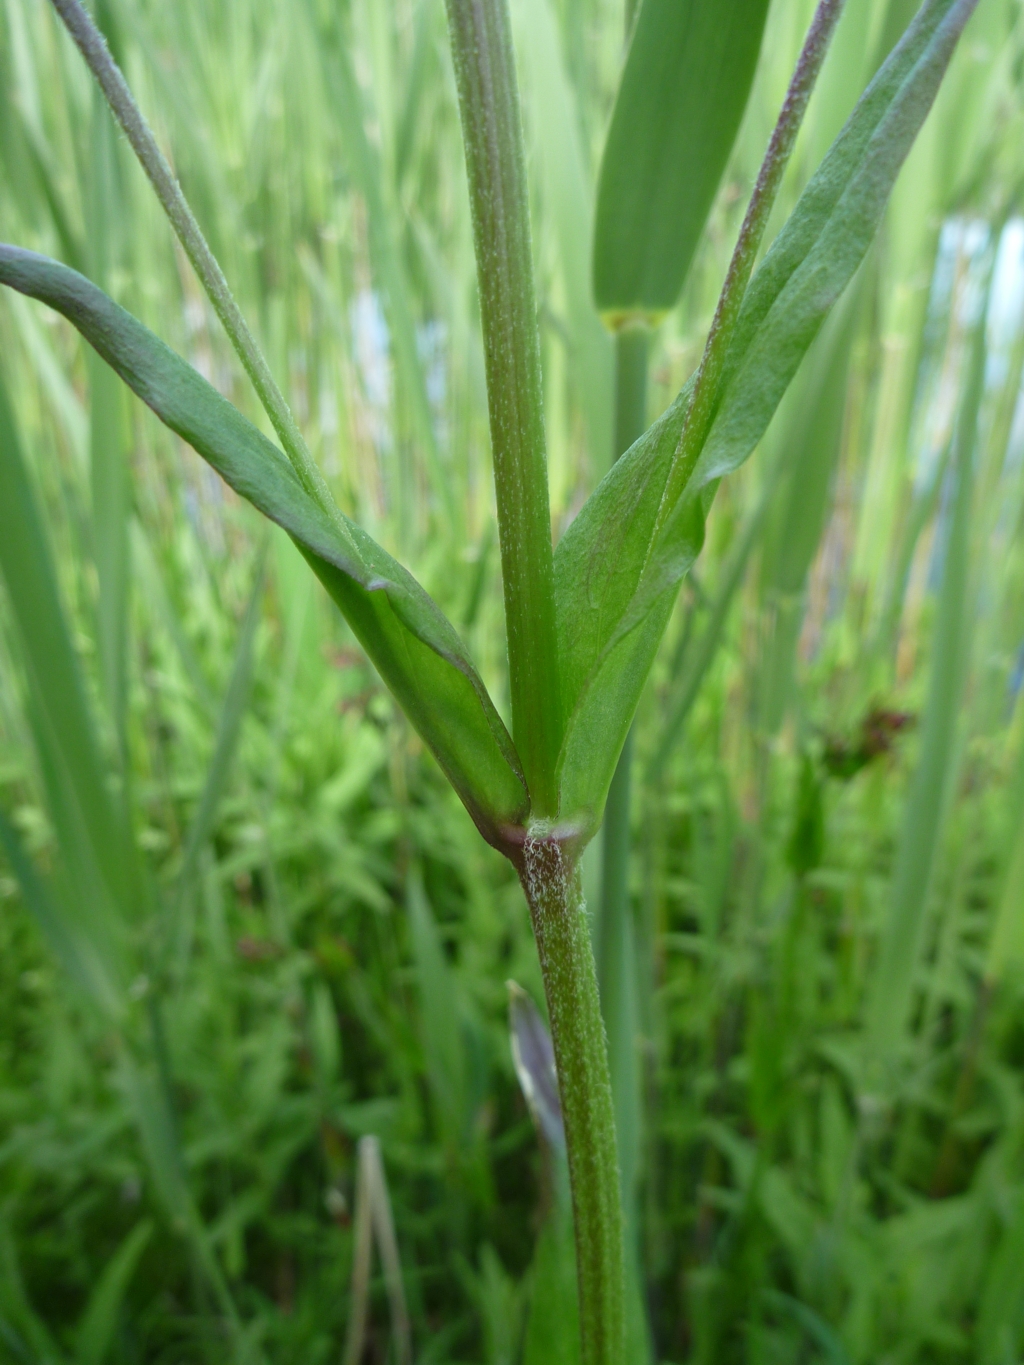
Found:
<box><xmin>48</xmin><ymin>0</ymin><xmax>340</xmax><ymax>528</ymax></box>
<box><xmin>519</xmin><ymin>837</ymin><xmax>624</xmax><ymax>1365</ymax></box>
<box><xmin>443</xmin><ymin>0</ymin><xmax>562</xmax><ymax>815</ymax></box>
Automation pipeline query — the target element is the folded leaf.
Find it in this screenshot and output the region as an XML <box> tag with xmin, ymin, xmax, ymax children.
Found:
<box><xmin>0</xmin><ymin>247</ymin><xmax>529</xmax><ymax>845</ymax></box>
<box><xmin>554</xmin><ymin>0</ymin><xmax>978</xmax><ymax>830</ymax></box>
<box><xmin>592</xmin><ymin>0</ymin><xmax>771</xmax><ymax>321</ymax></box>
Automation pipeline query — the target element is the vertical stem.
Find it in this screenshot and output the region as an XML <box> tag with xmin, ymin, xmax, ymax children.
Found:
<box><xmin>521</xmin><ymin>839</ymin><xmax>625</xmax><ymax>1365</ymax></box>
<box><xmin>444</xmin><ymin>0</ymin><xmax>562</xmax><ymax>815</ymax></box>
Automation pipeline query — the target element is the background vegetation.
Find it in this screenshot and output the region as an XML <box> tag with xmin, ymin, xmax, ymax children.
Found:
<box><xmin>1</xmin><ymin>0</ymin><xmax>1024</xmax><ymax>1360</ymax></box>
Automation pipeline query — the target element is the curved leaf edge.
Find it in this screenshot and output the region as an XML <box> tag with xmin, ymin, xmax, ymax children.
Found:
<box><xmin>0</xmin><ymin>245</ymin><xmax>529</xmax><ymax>844</ymax></box>
<box><xmin>553</xmin><ymin>0</ymin><xmax>979</xmax><ymax>834</ymax></box>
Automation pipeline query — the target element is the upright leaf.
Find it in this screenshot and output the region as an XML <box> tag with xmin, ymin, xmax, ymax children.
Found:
<box><xmin>592</xmin><ymin>0</ymin><xmax>771</xmax><ymax>323</ymax></box>
<box><xmin>554</xmin><ymin>0</ymin><xmax>980</xmax><ymax>830</ymax></box>
<box><xmin>75</xmin><ymin>1221</ymin><xmax>153</xmax><ymax>1365</ymax></box>
<box><xmin>0</xmin><ymin>366</ymin><xmax>140</xmax><ymax>944</ymax></box>
<box><xmin>864</xmin><ymin>255</ymin><xmax>987</xmax><ymax>1069</ymax></box>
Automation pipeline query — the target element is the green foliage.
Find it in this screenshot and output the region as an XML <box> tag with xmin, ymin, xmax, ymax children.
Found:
<box><xmin>0</xmin><ymin>248</ymin><xmax>529</xmax><ymax>849</ymax></box>
<box><xmin>554</xmin><ymin>0</ymin><xmax>978</xmax><ymax>832</ymax></box>
<box><xmin>1</xmin><ymin>0</ymin><xmax>1023</xmax><ymax>1360</ymax></box>
<box><xmin>592</xmin><ymin>0</ymin><xmax>771</xmax><ymax>322</ymax></box>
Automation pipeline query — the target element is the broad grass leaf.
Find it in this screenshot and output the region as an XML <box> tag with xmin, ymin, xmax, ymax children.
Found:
<box><xmin>554</xmin><ymin>0</ymin><xmax>978</xmax><ymax>829</ymax></box>
<box><xmin>592</xmin><ymin>0</ymin><xmax>771</xmax><ymax>321</ymax></box>
<box><xmin>0</xmin><ymin>247</ymin><xmax>530</xmax><ymax>846</ymax></box>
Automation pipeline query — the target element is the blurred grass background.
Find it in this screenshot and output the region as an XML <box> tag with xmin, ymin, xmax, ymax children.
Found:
<box><xmin>1</xmin><ymin>0</ymin><xmax>1024</xmax><ymax>1360</ymax></box>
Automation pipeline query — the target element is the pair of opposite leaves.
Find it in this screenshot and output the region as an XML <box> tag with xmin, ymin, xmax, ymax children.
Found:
<box><xmin>0</xmin><ymin>0</ymin><xmax>977</xmax><ymax>851</ymax></box>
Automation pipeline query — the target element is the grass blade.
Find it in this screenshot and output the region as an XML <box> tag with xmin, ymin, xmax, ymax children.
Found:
<box><xmin>170</xmin><ymin>549</ymin><xmax>266</xmax><ymax>970</ymax></box>
<box><xmin>75</xmin><ymin>1221</ymin><xmax>152</xmax><ymax>1365</ymax></box>
<box><xmin>592</xmin><ymin>0</ymin><xmax>771</xmax><ymax>322</ymax></box>
<box><xmin>0</xmin><ymin>366</ymin><xmax>140</xmax><ymax>931</ymax></box>
<box><xmin>865</xmin><ymin>249</ymin><xmax>990</xmax><ymax>1071</ymax></box>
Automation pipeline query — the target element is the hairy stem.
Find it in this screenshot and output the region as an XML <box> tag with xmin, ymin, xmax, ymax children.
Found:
<box><xmin>49</xmin><ymin>0</ymin><xmax>340</xmax><ymax>527</ymax></box>
<box><xmin>519</xmin><ymin>837</ymin><xmax>624</xmax><ymax>1365</ymax></box>
<box><xmin>444</xmin><ymin>0</ymin><xmax>562</xmax><ymax>815</ymax></box>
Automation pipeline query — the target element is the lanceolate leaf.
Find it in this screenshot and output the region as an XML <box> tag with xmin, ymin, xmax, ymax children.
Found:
<box><xmin>555</xmin><ymin>0</ymin><xmax>979</xmax><ymax>830</ymax></box>
<box><xmin>592</xmin><ymin>0</ymin><xmax>771</xmax><ymax>322</ymax></box>
<box><xmin>0</xmin><ymin>247</ymin><xmax>529</xmax><ymax>845</ymax></box>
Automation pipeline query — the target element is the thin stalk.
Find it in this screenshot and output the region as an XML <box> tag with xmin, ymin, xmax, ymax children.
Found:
<box><xmin>48</xmin><ymin>0</ymin><xmax>341</xmax><ymax>528</ymax></box>
<box><xmin>519</xmin><ymin>837</ymin><xmax>624</xmax><ymax>1365</ymax></box>
<box><xmin>444</xmin><ymin>0</ymin><xmax>562</xmax><ymax>815</ymax></box>
<box><xmin>652</xmin><ymin>0</ymin><xmax>845</xmax><ymax>544</ymax></box>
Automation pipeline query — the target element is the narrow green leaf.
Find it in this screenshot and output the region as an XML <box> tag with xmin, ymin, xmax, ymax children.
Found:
<box><xmin>865</xmin><ymin>248</ymin><xmax>988</xmax><ymax>1068</ymax></box>
<box><xmin>976</xmin><ymin>1188</ymin><xmax>1024</xmax><ymax>1365</ymax></box>
<box><xmin>0</xmin><ymin>1227</ymin><xmax>62</xmax><ymax>1365</ymax></box>
<box><xmin>407</xmin><ymin>862</ymin><xmax>469</xmax><ymax>1147</ymax></box>
<box><xmin>592</xmin><ymin>0</ymin><xmax>771</xmax><ymax>322</ymax></box>
<box><xmin>523</xmin><ymin>1175</ymin><xmax>579</xmax><ymax>1365</ymax></box>
<box><xmin>0</xmin><ymin>809</ymin><xmax>122</xmax><ymax>1018</ymax></box>
<box><xmin>75</xmin><ymin>1221</ymin><xmax>153</xmax><ymax>1365</ymax></box>
<box><xmin>114</xmin><ymin>1054</ymin><xmax>241</xmax><ymax>1335</ymax></box>
<box><xmin>0</xmin><ymin>246</ymin><xmax>530</xmax><ymax>846</ymax></box>
<box><xmin>171</xmin><ymin>551</ymin><xmax>266</xmax><ymax>966</ymax></box>
<box><xmin>986</xmin><ymin>768</ymin><xmax>1024</xmax><ymax>985</ymax></box>
<box><xmin>553</xmin><ymin>0</ymin><xmax>978</xmax><ymax>830</ymax></box>
<box><xmin>0</xmin><ymin>365</ymin><xmax>141</xmax><ymax>936</ymax></box>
